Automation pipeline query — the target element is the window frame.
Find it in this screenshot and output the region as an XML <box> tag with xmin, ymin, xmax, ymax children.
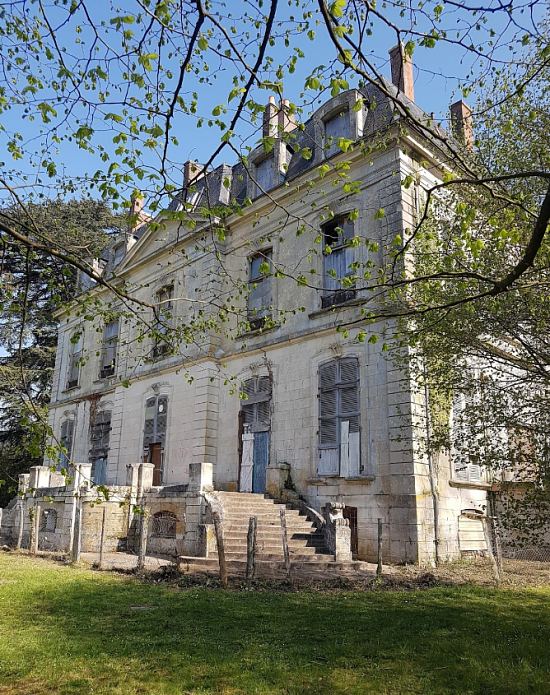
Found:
<box><xmin>247</xmin><ymin>250</ymin><xmax>273</xmax><ymax>330</ymax></box>
<box><xmin>66</xmin><ymin>331</ymin><xmax>83</xmax><ymax>389</ymax></box>
<box><xmin>99</xmin><ymin>320</ymin><xmax>119</xmax><ymax>378</ymax></box>
<box><xmin>317</xmin><ymin>357</ymin><xmax>361</xmax><ymax>477</ymax></box>
<box><xmin>153</xmin><ymin>284</ymin><xmax>174</xmax><ymax>359</ymax></box>
<box><xmin>90</xmin><ymin>410</ymin><xmax>112</xmax><ymax>485</ymax></box>
<box><xmin>321</xmin><ymin>215</ymin><xmax>357</xmax><ymax>308</ymax></box>
<box><xmin>142</xmin><ymin>394</ymin><xmax>169</xmax><ymax>468</ymax></box>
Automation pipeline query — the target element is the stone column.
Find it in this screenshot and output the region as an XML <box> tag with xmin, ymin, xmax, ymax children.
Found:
<box><xmin>188</xmin><ymin>462</ymin><xmax>213</xmax><ymax>492</ymax></box>
<box><xmin>29</xmin><ymin>466</ymin><xmax>51</xmax><ymax>490</ymax></box>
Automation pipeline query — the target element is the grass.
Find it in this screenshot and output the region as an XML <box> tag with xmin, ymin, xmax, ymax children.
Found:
<box><xmin>0</xmin><ymin>554</ymin><xmax>549</xmax><ymax>694</ymax></box>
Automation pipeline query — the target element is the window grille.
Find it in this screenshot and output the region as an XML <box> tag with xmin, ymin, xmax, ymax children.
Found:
<box><xmin>151</xmin><ymin>511</ymin><xmax>177</xmax><ymax>538</ymax></box>
<box><xmin>39</xmin><ymin>509</ymin><xmax>57</xmax><ymax>533</ymax></box>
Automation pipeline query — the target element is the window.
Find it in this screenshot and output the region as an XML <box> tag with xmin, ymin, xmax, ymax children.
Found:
<box><xmin>321</xmin><ymin>216</ymin><xmax>357</xmax><ymax>308</ymax></box>
<box><xmin>153</xmin><ymin>285</ymin><xmax>174</xmax><ymax>358</ymax></box>
<box><xmin>151</xmin><ymin>511</ymin><xmax>177</xmax><ymax>538</ymax></box>
<box><xmin>247</xmin><ymin>251</ymin><xmax>272</xmax><ymax>330</ymax></box>
<box><xmin>318</xmin><ymin>357</ymin><xmax>361</xmax><ymax>477</ymax></box>
<box><xmin>59</xmin><ymin>419</ymin><xmax>74</xmax><ymax>470</ymax></box>
<box><xmin>90</xmin><ymin>410</ymin><xmax>111</xmax><ymax>485</ymax></box>
<box><xmin>66</xmin><ymin>332</ymin><xmax>83</xmax><ymax>389</ymax></box>
<box><xmin>143</xmin><ymin>395</ymin><xmax>168</xmax><ymax>455</ymax></box>
<box><xmin>254</xmin><ymin>156</ymin><xmax>274</xmax><ymax>194</ymax></box>
<box><xmin>324</xmin><ymin>109</ymin><xmax>349</xmax><ymax>157</ymax></box>
<box><xmin>99</xmin><ymin>320</ymin><xmax>118</xmax><ymax>378</ymax></box>
<box><xmin>39</xmin><ymin>509</ymin><xmax>57</xmax><ymax>533</ymax></box>
<box><xmin>241</xmin><ymin>376</ymin><xmax>272</xmax><ymax>433</ymax></box>
<box><xmin>113</xmin><ymin>243</ymin><xmax>125</xmax><ymax>266</ymax></box>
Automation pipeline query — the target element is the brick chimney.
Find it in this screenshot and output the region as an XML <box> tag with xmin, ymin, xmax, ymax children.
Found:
<box><xmin>389</xmin><ymin>44</ymin><xmax>414</xmax><ymax>102</ymax></box>
<box><xmin>184</xmin><ymin>160</ymin><xmax>204</xmax><ymax>186</ymax></box>
<box><xmin>450</xmin><ymin>100</ymin><xmax>474</xmax><ymax>150</ymax></box>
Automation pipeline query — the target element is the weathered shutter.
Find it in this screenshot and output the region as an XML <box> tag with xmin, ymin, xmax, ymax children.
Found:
<box><xmin>318</xmin><ymin>361</ymin><xmax>339</xmax><ymax>475</ymax></box>
<box><xmin>240</xmin><ymin>376</ymin><xmax>271</xmax><ymax>433</ymax></box>
<box><xmin>318</xmin><ymin>358</ymin><xmax>361</xmax><ymax>477</ymax></box>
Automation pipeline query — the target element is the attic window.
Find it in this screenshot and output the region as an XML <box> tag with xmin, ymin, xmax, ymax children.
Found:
<box><xmin>254</xmin><ymin>156</ymin><xmax>274</xmax><ymax>195</ymax></box>
<box><xmin>113</xmin><ymin>243</ymin><xmax>125</xmax><ymax>266</ymax></box>
<box><xmin>324</xmin><ymin>109</ymin><xmax>349</xmax><ymax>157</ymax></box>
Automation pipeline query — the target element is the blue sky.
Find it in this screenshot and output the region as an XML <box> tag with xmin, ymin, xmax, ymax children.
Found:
<box><xmin>0</xmin><ymin>0</ymin><xmax>542</xmax><ymax>206</ymax></box>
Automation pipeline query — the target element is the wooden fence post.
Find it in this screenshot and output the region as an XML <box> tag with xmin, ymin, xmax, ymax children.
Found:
<box><xmin>98</xmin><ymin>506</ymin><xmax>107</xmax><ymax>570</ymax></box>
<box><xmin>280</xmin><ymin>508</ymin><xmax>291</xmax><ymax>580</ymax></box>
<box><xmin>137</xmin><ymin>505</ymin><xmax>148</xmax><ymax>571</ymax></box>
<box><xmin>31</xmin><ymin>504</ymin><xmax>41</xmax><ymax>555</ymax></box>
<box><xmin>246</xmin><ymin>516</ymin><xmax>257</xmax><ymax>580</ymax></box>
<box><xmin>71</xmin><ymin>500</ymin><xmax>82</xmax><ymax>564</ymax></box>
<box><xmin>16</xmin><ymin>499</ymin><xmax>24</xmax><ymax>550</ymax></box>
<box><xmin>28</xmin><ymin>506</ymin><xmax>36</xmax><ymax>554</ymax></box>
<box><xmin>212</xmin><ymin>511</ymin><xmax>228</xmax><ymax>588</ymax></box>
<box><xmin>377</xmin><ymin>518</ymin><xmax>383</xmax><ymax>577</ymax></box>
<box><xmin>482</xmin><ymin>516</ymin><xmax>501</xmax><ymax>585</ymax></box>
<box><xmin>490</xmin><ymin>516</ymin><xmax>503</xmax><ymax>576</ymax></box>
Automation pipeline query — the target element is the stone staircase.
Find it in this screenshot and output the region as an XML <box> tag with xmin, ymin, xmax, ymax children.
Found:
<box><xmin>179</xmin><ymin>491</ymin><xmax>347</xmax><ymax>578</ymax></box>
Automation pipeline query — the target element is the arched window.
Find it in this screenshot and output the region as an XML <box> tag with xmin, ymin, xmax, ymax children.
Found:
<box><xmin>151</xmin><ymin>511</ymin><xmax>177</xmax><ymax>538</ymax></box>
<box><xmin>39</xmin><ymin>509</ymin><xmax>57</xmax><ymax>533</ymax></box>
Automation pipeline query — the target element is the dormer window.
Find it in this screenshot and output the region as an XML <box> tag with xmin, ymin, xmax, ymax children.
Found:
<box><xmin>324</xmin><ymin>109</ymin><xmax>349</xmax><ymax>157</ymax></box>
<box><xmin>113</xmin><ymin>243</ymin><xmax>125</xmax><ymax>266</ymax></box>
<box><xmin>254</xmin><ymin>156</ymin><xmax>275</xmax><ymax>195</ymax></box>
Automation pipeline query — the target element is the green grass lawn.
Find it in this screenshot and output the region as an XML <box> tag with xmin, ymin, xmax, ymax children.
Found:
<box><xmin>0</xmin><ymin>554</ymin><xmax>549</xmax><ymax>694</ymax></box>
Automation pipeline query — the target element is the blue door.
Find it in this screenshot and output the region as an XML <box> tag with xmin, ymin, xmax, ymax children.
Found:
<box><xmin>252</xmin><ymin>431</ymin><xmax>270</xmax><ymax>493</ymax></box>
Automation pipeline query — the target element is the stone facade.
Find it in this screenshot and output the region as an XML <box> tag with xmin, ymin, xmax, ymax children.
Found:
<box><xmin>1</xmin><ymin>54</ymin><xmax>493</xmax><ymax>565</ymax></box>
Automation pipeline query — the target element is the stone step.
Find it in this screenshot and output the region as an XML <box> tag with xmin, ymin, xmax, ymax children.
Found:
<box><xmin>222</xmin><ymin>551</ymin><xmax>333</xmax><ymax>562</ymax></box>
<box><xmin>223</xmin><ymin>530</ymin><xmax>324</xmax><ymax>542</ymax></box>
<box><xmin>223</xmin><ymin>507</ymin><xmax>307</xmax><ymax>522</ymax></box>
<box><xmin>223</xmin><ymin>542</ymin><xmax>327</xmax><ymax>555</ymax></box>
<box><xmin>223</xmin><ymin>524</ymin><xmax>317</xmax><ymax>536</ymax></box>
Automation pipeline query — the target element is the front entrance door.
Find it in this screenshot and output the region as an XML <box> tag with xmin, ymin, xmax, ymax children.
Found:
<box><xmin>252</xmin><ymin>431</ymin><xmax>270</xmax><ymax>493</ymax></box>
<box><xmin>149</xmin><ymin>442</ymin><xmax>163</xmax><ymax>485</ymax></box>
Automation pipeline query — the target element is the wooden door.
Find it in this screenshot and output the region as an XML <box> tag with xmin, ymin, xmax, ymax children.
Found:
<box><xmin>149</xmin><ymin>443</ymin><xmax>163</xmax><ymax>486</ymax></box>
<box><xmin>252</xmin><ymin>431</ymin><xmax>270</xmax><ymax>493</ymax></box>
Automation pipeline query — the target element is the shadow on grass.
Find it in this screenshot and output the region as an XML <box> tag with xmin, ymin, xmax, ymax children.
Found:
<box><xmin>2</xmin><ymin>561</ymin><xmax>550</xmax><ymax>694</ymax></box>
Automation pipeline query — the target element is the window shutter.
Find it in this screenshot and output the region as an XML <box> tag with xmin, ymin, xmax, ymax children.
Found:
<box><xmin>156</xmin><ymin>396</ymin><xmax>168</xmax><ymax>443</ymax></box>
